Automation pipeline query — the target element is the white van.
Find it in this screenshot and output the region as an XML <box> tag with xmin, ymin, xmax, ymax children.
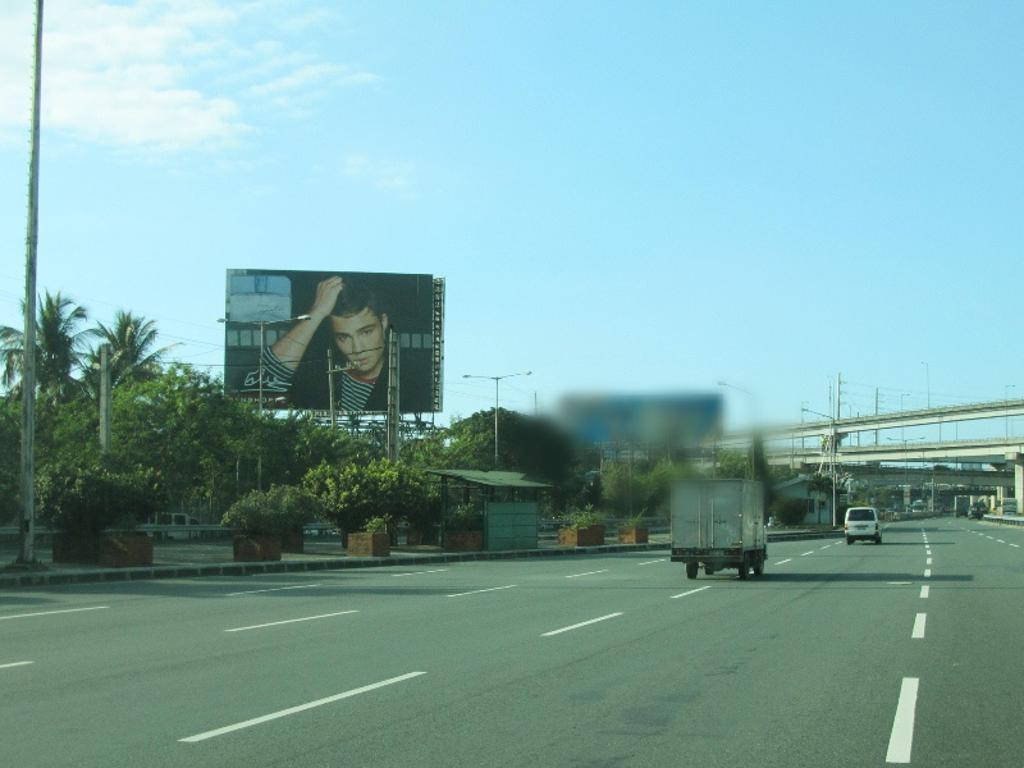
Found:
<box><xmin>845</xmin><ymin>506</ymin><xmax>881</xmax><ymax>545</ymax></box>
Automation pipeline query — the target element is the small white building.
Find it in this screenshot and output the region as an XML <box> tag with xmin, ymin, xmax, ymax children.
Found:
<box><xmin>773</xmin><ymin>476</ymin><xmax>831</xmax><ymax>525</ymax></box>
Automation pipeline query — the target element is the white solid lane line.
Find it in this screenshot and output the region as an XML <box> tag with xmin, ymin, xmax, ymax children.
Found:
<box><xmin>179</xmin><ymin>672</ymin><xmax>427</xmax><ymax>743</ymax></box>
<box><xmin>392</xmin><ymin>569</ymin><xmax>449</xmax><ymax>578</ymax></box>
<box><xmin>0</xmin><ymin>606</ymin><xmax>109</xmax><ymax>622</ymax></box>
<box><xmin>541</xmin><ymin>613</ymin><xmax>623</xmax><ymax>637</ymax></box>
<box><xmin>224</xmin><ymin>610</ymin><xmax>359</xmax><ymax>633</ymax></box>
<box><xmin>637</xmin><ymin>559</ymin><xmax>666</xmax><ymax>566</ymax></box>
<box><xmin>886</xmin><ymin>677</ymin><xmax>920</xmax><ymax>764</ymax></box>
<box><xmin>774</xmin><ymin>558</ymin><xmax>793</xmax><ymax>565</ymax></box>
<box><xmin>0</xmin><ymin>661</ymin><xmax>34</xmax><ymax>670</ymax></box>
<box><xmin>912</xmin><ymin>613</ymin><xmax>927</xmax><ymax>639</ymax></box>
<box><xmin>447</xmin><ymin>585</ymin><xmax>516</xmax><ymax>598</ymax></box>
<box><xmin>226</xmin><ymin>584</ymin><xmax>320</xmax><ymax>597</ymax></box>
<box><xmin>670</xmin><ymin>585</ymin><xmax>711</xmax><ymax>600</ymax></box>
<box><xmin>920</xmin><ymin>586</ymin><xmax>929</xmax><ymax>599</ymax></box>
<box><xmin>565</xmin><ymin>569</ymin><xmax>609</xmax><ymax>579</ymax></box>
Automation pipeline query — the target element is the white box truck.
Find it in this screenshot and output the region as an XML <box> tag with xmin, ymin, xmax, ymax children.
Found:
<box><xmin>670</xmin><ymin>479</ymin><xmax>767</xmax><ymax>580</ymax></box>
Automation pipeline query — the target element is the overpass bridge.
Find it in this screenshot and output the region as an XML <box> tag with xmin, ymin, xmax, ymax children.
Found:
<box><xmin>719</xmin><ymin>398</ymin><xmax>1024</xmax><ymax>500</ymax></box>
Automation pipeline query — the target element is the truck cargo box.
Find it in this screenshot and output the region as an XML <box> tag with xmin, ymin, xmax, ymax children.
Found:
<box><xmin>670</xmin><ymin>479</ymin><xmax>766</xmax><ymax>579</ymax></box>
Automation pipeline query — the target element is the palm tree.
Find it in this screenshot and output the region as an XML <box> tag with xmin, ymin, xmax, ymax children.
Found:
<box><xmin>86</xmin><ymin>310</ymin><xmax>175</xmax><ymax>390</ymax></box>
<box><xmin>0</xmin><ymin>291</ymin><xmax>91</xmax><ymax>402</ymax></box>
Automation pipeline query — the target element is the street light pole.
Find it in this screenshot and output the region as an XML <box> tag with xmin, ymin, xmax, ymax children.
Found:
<box><xmin>462</xmin><ymin>371</ymin><xmax>532</xmax><ymax>469</ymax></box>
<box><xmin>717</xmin><ymin>380</ymin><xmax>756</xmax><ymax>479</ymax></box>
<box><xmin>16</xmin><ymin>0</ymin><xmax>45</xmax><ymax>567</ymax></box>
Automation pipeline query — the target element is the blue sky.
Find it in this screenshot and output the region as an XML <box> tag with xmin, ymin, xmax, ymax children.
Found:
<box><xmin>1</xmin><ymin>1</ymin><xmax>1022</xmax><ymax>434</ymax></box>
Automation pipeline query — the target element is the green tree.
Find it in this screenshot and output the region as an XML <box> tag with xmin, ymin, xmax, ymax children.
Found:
<box><xmin>85</xmin><ymin>310</ymin><xmax>175</xmax><ymax>393</ymax></box>
<box><xmin>109</xmin><ymin>365</ymin><xmax>256</xmax><ymax>517</ymax></box>
<box><xmin>0</xmin><ymin>291</ymin><xmax>91</xmax><ymax>403</ymax></box>
<box><xmin>303</xmin><ymin>458</ymin><xmax>430</xmax><ymax>536</ymax></box>
<box><xmin>715</xmin><ymin>449</ymin><xmax>750</xmax><ymax>479</ymax></box>
<box><xmin>0</xmin><ymin>397</ymin><xmax>19</xmax><ymax>524</ymax></box>
<box><xmin>222</xmin><ymin>485</ymin><xmax>324</xmax><ymax>535</ymax></box>
<box><xmin>445</xmin><ymin>409</ymin><xmax>580</xmax><ymax>507</ymax></box>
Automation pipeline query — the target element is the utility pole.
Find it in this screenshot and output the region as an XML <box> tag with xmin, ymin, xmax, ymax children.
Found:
<box><xmin>874</xmin><ymin>388</ymin><xmax>879</xmax><ymax>446</ymax></box>
<box><xmin>327</xmin><ymin>348</ymin><xmax>336</xmax><ymax>430</ymax></box>
<box><xmin>17</xmin><ymin>0</ymin><xmax>44</xmax><ymax>567</ymax></box>
<box><xmin>386</xmin><ymin>328</ymin><xmax>400</xmax><ymax>461</ymax></box>
<box><xmin>99</xmin><ymin>343</ymin><xmax>112</xmax><ymax>451</ymax></box>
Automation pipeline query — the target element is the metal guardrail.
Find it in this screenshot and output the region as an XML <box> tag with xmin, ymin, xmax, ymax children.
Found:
<box><xmin>982</xmin><ymin>514</ymin><xmax>1024</xmax><ymax>527</ymax></box>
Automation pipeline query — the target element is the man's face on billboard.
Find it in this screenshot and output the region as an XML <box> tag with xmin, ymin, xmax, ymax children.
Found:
<box><xmin>330</xmin><ymin>308</ymin><xmax>388</xmax><ymax>379</ymax></box>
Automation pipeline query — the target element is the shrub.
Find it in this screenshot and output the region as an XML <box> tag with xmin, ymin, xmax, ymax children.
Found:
<box><xmin>222</xmin><ymin>484</ymin><xmax>323</xmax><ymax>535</ymax></box>
<box><xmin>36</xmin><ymin>460</ymin><xmax>153</xmax><ymax>536</ymax></box>
<box><xmin>302</xmin><ymin>459</ymin><xmax>428</xmax><ymax>534</ymax></box>
<box><xmin>362</xmin><ymin>515</ymin><xmax>391</xmax><ymax>534</ymax></box>
<box><xmin>769</xmin><ymin>497</ymin><xmax>809</xmax><ymax>527</ymax></box>
<box><xmin>621</xmin><ymin>510</ymin><xmax>647</xmax><ymax>529</ymax></box>
<box><xmin>446</xmin><ymin>503</ymin><xmax>482</xmax><ymax>532</ymax></box>
<box><xmin>565</xmin><ymin>504</ymin><xmax>604</xmax><ymax>530</ymax></box>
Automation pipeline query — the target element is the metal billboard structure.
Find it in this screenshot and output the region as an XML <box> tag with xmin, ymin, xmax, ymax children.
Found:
<box><xmin>223</xmin><ymin>270</ymin><xmax>445</xmax><ymax>416</ymax></box>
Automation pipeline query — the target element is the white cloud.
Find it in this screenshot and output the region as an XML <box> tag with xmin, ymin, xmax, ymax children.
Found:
<box><xmin>343</xmin><ymin>151</ymin><xmax>415</xmax><ymax>196</ymax></box>
<box><xmin>249</xmin><ymin>63</ymin><xmax>378</xmax><ymax>98</ymax></box>
<box><xmin>0</xmin><ymin>0</ymin><xmax>376</xmax><ymax>153</ymax></box>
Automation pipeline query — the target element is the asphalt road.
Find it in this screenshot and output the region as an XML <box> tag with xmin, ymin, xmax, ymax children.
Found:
<box><xmin>1</xmin><ymin>518</ymin><xmax>1021</xmax><ymax>767</ymax></box>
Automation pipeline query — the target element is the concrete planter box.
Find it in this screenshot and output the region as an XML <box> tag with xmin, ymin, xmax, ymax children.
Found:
<box><xmin>280</xmin><ymin>528</ymin><xmax>304</xmax><ymax>554</ymax></box>
<box><xmin>233</xmin><ymin>535</ymin><xmax>282</xmax><ymax>562</ymax></box>
<box><xmin>99</xmin><ymin>533</ymin><xmax>154</xmax><ymax>567</ymax></box>
<box><xmin>617</xmin><ymin>526</ymin><xmax>649</xmax><ymax>545</ymax></box>
<box><xmin>52</xmin><ymin>532</ymin><xmax>154</xmax><ymax>566</ymax></box>
<box><xmin>52</xmin><ymin>532</ymin><xmax>102</xmax><ymax>564</ymax></box>
<box><xmin>444</xmin><ymin>531</ymin><xmax>484</xmax><ymax>551</ymax></box>
<box><xmin>347</xmin><ymin>532</ymin><xmax>390</xmax><ymax>557</ymax></box>
<box><xmin>559</xmin><ymin>525</ymin><xmax>605</xmax><ymax>547</ymax></box>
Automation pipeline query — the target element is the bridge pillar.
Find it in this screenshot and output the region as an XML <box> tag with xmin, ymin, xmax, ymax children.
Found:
<box><xmin>1013</xmin><ymin>454</ymin><xmax>1024</xmax><ymax>505</ymax></box>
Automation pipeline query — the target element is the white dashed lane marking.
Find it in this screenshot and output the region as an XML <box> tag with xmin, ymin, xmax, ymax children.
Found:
<box><xmin>886</xmin><ymin>678</ymin><xmax>920</xmax><ymax>764</ymax></box>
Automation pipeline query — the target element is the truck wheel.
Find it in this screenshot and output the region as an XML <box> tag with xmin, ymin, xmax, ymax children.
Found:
<box><xmin>753</xmin><ymin>553</ymin><xmax>764</xmax><ymax>576</ymax></box>
<box><xmin>846</xmin><ymin>537</ymin><xmax>852</xmax><ymax>545</ymax></box>
<box><xmin>686</xmin><ymin>562</ymin><xmax>699</xmax><ymax>579</ymax></box>
<box><xmin>738</xmin><ymin>553</ymin><xmax>749</xmax><ymax>580</ymax></box>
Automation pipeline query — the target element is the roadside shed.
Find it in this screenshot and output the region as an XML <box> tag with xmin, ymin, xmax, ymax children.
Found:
<box><xmin>426</xmin><ymin>470</ymin><xmax>551</xmax><ymax>551</ymax></box>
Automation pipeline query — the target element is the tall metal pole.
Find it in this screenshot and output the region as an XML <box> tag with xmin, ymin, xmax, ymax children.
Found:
<box><xmin>462</xmin><ymin>371</ymin><xmax>531</xmax><ymax>470</ymax></box>
<box><xmin>327</xmin><ymin>347</ymin><xmax>336</xmax><ymax>430</ymax></box>
<box><xmin>494</xmin><ymin>378</ymin><xmax>500</xmax><ymax>468</ymax></box>
<box><xmin>257</xmin><ymin>321</ymin><xmax>264</xmax><ymax>491</ymax></box>
<box><xmin>99</xmin><ymin>344</ymin><xmax>111</xmax><ymax>451</ymax></box>
<box><xmin>17</xmin><ymin>0</ymin><xmax>44</xmax><ymax>566</ymax></box>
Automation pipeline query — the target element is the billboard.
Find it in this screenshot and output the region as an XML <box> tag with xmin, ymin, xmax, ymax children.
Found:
<box><xmin>223</xmin><ymin>269</ymin><xmax>444</xmax><ymax>413</ymax></box>
<box><xmin>559</xmin><ymin>393</ymin><xmax>723</xmax><ymax>449</ymax></box>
